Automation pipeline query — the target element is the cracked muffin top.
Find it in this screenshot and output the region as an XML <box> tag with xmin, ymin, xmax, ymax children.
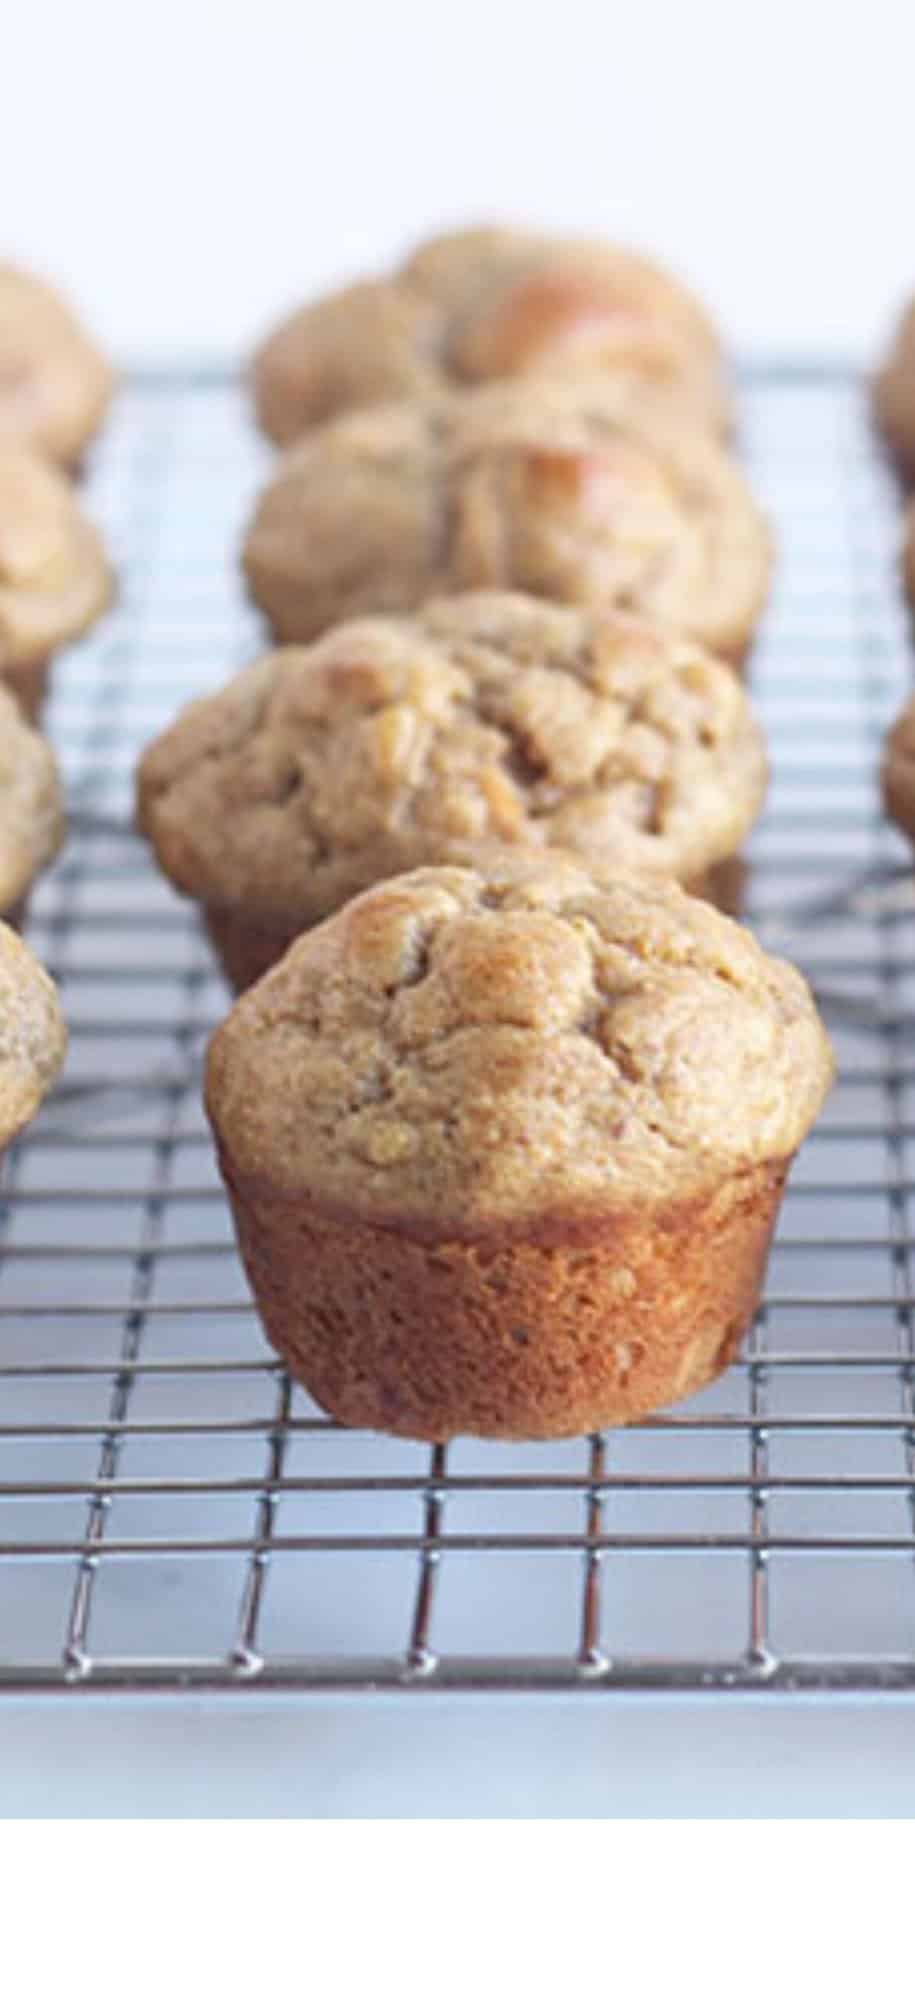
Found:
<box><xmin>0</xmin><ymin>684</ymin><xmax>65</xmax><ymax>910</ymax></box>
<box><xmin>205</xmin><ymin>856</ymin><xmax>834</xmax><ymax>1227</ymax></box>
<box><xmin>0</xmin><ymin>445</ymin><xmax>113</xmax><ymax>677</ymax></box>
<box><xmin>0</xmin><ymin>919</ymin><xmax>66</xmax><ymax>1147</ymax></box>
<box><xmin>138</xmin><ymin>592</ymin><xmax>768</xmax><ymax>934</ymax></box>
<box><xmin>243</xmin><ymin>378</ymin><xmax>770</xmax><ymax>665</ymax></box>
<box><xmin>0</xmin><ymin>265</ymin><xmax>114</xmax><ymax>468</ymax></box>
<box><xmin>251</xmin><ymin>223</ymin><xmax>730</xmax><ymax>446</ymax></box>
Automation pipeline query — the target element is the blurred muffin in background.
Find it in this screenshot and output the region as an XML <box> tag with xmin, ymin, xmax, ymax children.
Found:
<box><xmin>251</xmin><ymin>223</ymin><xmax>731</xmax><ymax>447</ymax></box>
<box><xmin>881</xmin><ymin>674</ymin><xmax>915</xmax><ymax>845</ymax></box>
<box><xmin>0</xmin><ymin>683</ymin><xmax>64</xmax><ymax>923</ymax></box>
<box><xmin>900</xmin><ymin>495</ymin><xmax>915</xmax><ymax>611</ymax></box>
<box><xmin>874</xmin><ymin>298</ymin><xmax>915</xmax><ymax>477</ymax></box>
<box><xmin>0</xmin><ymin>445</ymin><xmax>114</xmax><ymax>720</ymax></box>
<box><xmin>0</xmin><ymin>920</ymin><xmax>66</xmax><ymax>1157</ymax></box>
<box><xmin>0</xmin><ymin>264</ymin><xmax>114</xmax><ymax>470</ymax></box>
<box><xmin>243</xmin><ymin>376</ymin><xmax>770</xmax><ymax>668</ymax></box>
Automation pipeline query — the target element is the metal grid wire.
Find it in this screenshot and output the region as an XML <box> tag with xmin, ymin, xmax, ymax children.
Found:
<box><xmin>2</xmin><ymin>359</ymin><xmax>915</xmax><ymax>1695</ymax></box>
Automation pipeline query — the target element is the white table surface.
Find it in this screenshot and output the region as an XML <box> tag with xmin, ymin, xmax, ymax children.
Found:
<box><xmin>1</xmin><ymin>1697</ymin><xmax>914</xmax><ymax>1818</ymax></box>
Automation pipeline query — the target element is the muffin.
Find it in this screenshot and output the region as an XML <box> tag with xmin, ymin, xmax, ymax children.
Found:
<box><xmin>0</xmin><ymin>445</ymin><xmax>113</xmax><ymax>718</ymax></box>
<box><xmin>205</xmin><ymin>858</ymin><xmax>833</xmax><ymax>1440</ymax></box>
<box><xmin>0</xmin><ymin>684</ymin><xmax>65</xmax><ymax>921</ymax></box>
<box><xmin>874</xmin><ymin>300</ymin><xmax>915</xmax><ymax>475</ymax></box>
<box><xmin>138</xmin><ymin>592</ymin><xmax>768</xmax><ymax>991</ymax></box>
<box><xmin>0</xmin><ymin>265</ymin><xmax>114</xmax><ymax>470</ymax></box>
<box><xmin>252</xmin><ymin>224</ymin><xmax>731</xmax><ymax>446</ymax></box>
<box><xmin>901</xmin><ymin>497</ymin><xmax>915</xmax><ymax>613</ymax></box>
<box><xmin>243</xmin><ymin>378</ymin><xmax>771</xmax><ymax>668</ymax></box>
<box><xmin>0</xmin><ymin>921</ymin><xmax>66</xmax><ymax>1153</ymax></box>
<box><xmin>881</xmin><ymin>684</ymin><xmax>915</xmax><ymax>841</ymax></box>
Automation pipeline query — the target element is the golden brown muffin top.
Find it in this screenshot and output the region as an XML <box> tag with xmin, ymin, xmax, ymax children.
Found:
<box><xmin>0</xmin><ymin>684</ymin><xmax>65</xmax><ymax>909</ymax></box>
<box><xmin>206</xmin><ymin>857</ymin><xmax>833</xmax><ymax>1228</ymax></box>
<box><xmin>0</xmin><ymin>919</ymin><xmax>66</xmax><ymax>1146</ymax></box>
<box><xmin>243</xmin><ymin>378</ymin><xmax>770</xmax><ymax>664</ymax></box>
<box><xmin>139</xmin><ymin>593</ymin><xmax>767</xmax><ymax>933</ymax></box>
<box><xmin>0</xmin><ymin>445</ymin><xmax>113</xmax><ymax>673</ymax></box>
<box><xmin>0</xmin><ymin>265</ymin><xmax>114</xmax><ymax>469</ymax></box>
<box><xmin>251</xmin><ymin>223</ymin><xmax>729</xmax><ymax>446</ymax></box>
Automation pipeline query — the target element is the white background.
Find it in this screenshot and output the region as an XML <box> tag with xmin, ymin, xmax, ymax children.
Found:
<box><xmin>7</xmin><ymin>0</ymin><xmax>915</xmax><ymax>1817</ymax></box>
<box><xmin>4</xmin><ymin>0</ymin><xmax>915</xmax><ymax>363</ymax></box>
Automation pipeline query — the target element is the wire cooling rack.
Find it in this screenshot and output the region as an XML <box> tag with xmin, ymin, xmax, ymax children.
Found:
<box><xmin>3</xmin><ymin>359</ymin><xmax>915</xmax><ymax>1695</ymax></box>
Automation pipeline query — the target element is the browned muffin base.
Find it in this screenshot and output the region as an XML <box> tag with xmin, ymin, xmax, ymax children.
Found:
<box><xmin>204</xmin><ymin>906</ymin><xmax>300</xmax><ymax>993</ymax></box>
<box><xmin>216</xmin><ymin>1154</ymin><xmax>788</xmax><ymax>1439</ymax></box>
<box><xmin>685</xmin><ymin>853</ymin><xmax>747</xmax><ymax>919</ymax></box>
<box><xmin>0</xmin><ymin>656</ymin><xmax>50</xmax><ymax>726</ymax></box>
<box><xmin>204</xmin><ymin>856</ymin><xmax>748</xmax><ymax>994</ymax></box>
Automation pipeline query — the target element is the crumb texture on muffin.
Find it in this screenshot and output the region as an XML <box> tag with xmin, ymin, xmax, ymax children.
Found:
<box><xmin>205</xmin><ymin>861</ymin><xmax>834</xmax><ymax>1230</ymax></box>
<box><xmin>0</xmin><ymin>921</ymin><xmax>66</xmax><ymax>1145</ymax></box>
<box><xmin>139</xmin><ymin>593</ymin><xmax>767</xmax><ymax>943</ymax></box>
<box><xmin>243</xmin><ymin>380</ymin><xmax>770</xmax><ymax>664</ymax></box>
<box><xmin>0</xmin><ymin>264</ymin><xmax>114</xmax><ymax>467</ymax></box>
<box><xmin>252</xmin><ymin>224</ymin><xmax>729</xmax><ymax>446</ymax></box>
<box><xmin>0</xmin><ymin>446</ymin><xmax>113</xmax><ymax>684</ymax></box>
<box><xmin>0</xmin><ymin>685</ymin><xmax>64</xmax><ymax>910</ymax></box>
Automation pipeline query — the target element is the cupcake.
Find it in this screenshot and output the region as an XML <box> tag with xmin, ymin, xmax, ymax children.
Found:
<box><xmin>0</xmin><ymin>684</ymin><xmax>65</xmax><ymax>921</ymax></box>
<box><xmin>0</xmin><ymin>445</ymin><xmax>113</xmax><ymax>718</ymax></box>
<box><xmin>243</xmin><ymin>378</ymin><xmax>770</xmax><ymax>668</ymax></box>
<box><xmin>205</xmin><ymin>857</ymin><xmax>833</xmax><ymax>1441</ymax></box>
<box><xmin>0</xmin><ymin>921</ymin><xmax>66</xmax><ymax>1152</ymax></box>
<box><xmin>137</xmin><ymin>592</ymin><xmax>768</xmax><ymax>991</ymax></box>
<box><xmin>252</xmin><ymin>223</ymin><xmax>730</xmax><ymax>446</ymax></box>
<box><xmin>0</xmin><ymin>264</ymin><xmax>114</xmax><ymax>470</ymax></box>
